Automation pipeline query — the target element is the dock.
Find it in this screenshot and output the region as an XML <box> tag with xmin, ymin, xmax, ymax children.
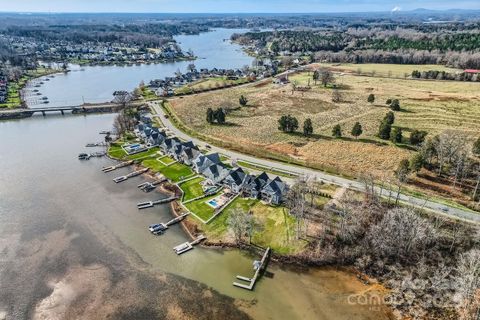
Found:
<box><xmin>137</xmin><ymin>179</ymin><xmax>166</xmax><ymax>192</ymax></box>
<box><xmin>102</xmin><ymin>160</ymin><xmax>133</xmax><ymax>173</ymax></box>
<box><xmin>86</xmin><ymin>142</ymin><xmax>107</xmax><ymax>147</ymax></box>
<box><xmin>149</xmin><ymin>213</ymin><xmax>190</xmax><ymax>235</ymax></box>
<box><xmin>78</xmin><ymin>151</ymin><xmax>106</xmax><ymax>160</ymax></box>
<box><xmin>113</xmin><ymin>168</ymin><xmax>148</xmax><ymax>183</ymax></box>
<box><xmin>173</xmin><ymin>234</ymin><xmax>206</xmax><ymax>255</ymax></box>
<box><xmin>137</xmin><ymin>195</ymin><xmax>179</xmax><ymax>209</ymax></box>
<box><xmin>233</xmin><ymin>247</ymin><xmax>271</xmax><ymax>290</ymax></box>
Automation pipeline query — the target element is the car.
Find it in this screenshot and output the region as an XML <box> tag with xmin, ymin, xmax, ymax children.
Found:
<box><xmin>205</xmin><ymin>144</ymin><xmax>212</xmax><ymax>149</ymax></box>
<box><xmin>441</xmin><ymin>207</ymin><xmax>449</xmax><ymax>212</ymax></box>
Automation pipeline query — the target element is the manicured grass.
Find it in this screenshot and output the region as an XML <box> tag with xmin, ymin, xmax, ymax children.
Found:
<box><xmin>126</xmin><ymin>147</ymin><xmax>159</xmax><ymax>160</ymax></box>
<box><xmin>108</xmin><ymin>143</ymin><xmax>127</xmax><ymax>159</ymax></box>
<box><xmin>161</xmin><ymin>162</ymin><xmax>193</xmax><ymax>182</ymax></box>
<box><xmin>142</xmin><ymin>158</ymin><xmax>166</xmax><ymax>172</ymax></box>
<box><xmin>179</xmin><ymin>177</ymin><xmax>205</xmax><ymax>201</ymax></box>
<box><xmin>185</xmin><ymin>192</ymin><xmax>222</xmax><ymax>221</ymax></box>
<box><xmin>158</xmin><ymin>155</ymin><xmax>175</xmax><ymax>164</ymax></box>
<box><xmin>200</xmin><ymin>197</ymin><xmax>306</xmax><ymax>254</ymax></box>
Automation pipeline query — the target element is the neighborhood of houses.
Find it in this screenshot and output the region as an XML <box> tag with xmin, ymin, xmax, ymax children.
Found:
<box><xmin>133</xmin><ymin>122</ymin><xmax>288</xmax><ymax>211</ymax></box>
<box><xmin>0</xmin><ymin>75</ymin><xmax>7</xmax><ymax>104</ymax></box>
<box><xmin>148</xmin><ymin>64</ymin><xmax>279</xmax><ymax>96</ymax></box>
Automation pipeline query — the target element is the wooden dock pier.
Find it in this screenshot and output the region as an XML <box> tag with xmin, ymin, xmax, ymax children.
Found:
<box><xmin>148</xmin><ymin>213</ymin><xmax>190</xmax><ymax>235</ymax></box>
<box><xmin>173</xmin><ymin>234</ymin><xmax>206</xmax><ymax>255</ymax></box>
<box><xmin>113</xmin><ymin>168</ymin><xmax>148</xmax><ymax>183</ymax></box>
<box><xmin>137</xmin><ymin>179</ymin><xmax>166</xmax><ymax>192</ymax></box>
<box><xmin>102</xmin><ymin>160</ymin><xmax>133</xmax><ymax>173</ymax></box>
<box><xmin>78</xmin><ymin>151</ymin><xmax>106</xmax><ymax>160</ymax></box>
<box><xmin>137</xmin><ymin>195</ymin><xmax>179</xmax><ymax>209</ymax></box>
<box><xmin>233</xmin><ymin>247</ymin><xmax>271</xmax><ymax>290</ymax></box>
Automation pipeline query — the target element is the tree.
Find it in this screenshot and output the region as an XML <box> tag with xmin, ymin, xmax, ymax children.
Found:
<box><xmin>367</xmin><ymin>93</ymin><xmax>375</xmax><ymax>103</ymax></box>
<box><xmin>227</xmin><ymin>208</ymin><xmax>254</xmax><ymax>244</ymax></box>
<box><xmin>410</xmin><ymin>153</ymin><xmax>425</xmax><ymax>173</ymax></box>
<box><xmin>332</xmin><ymin>124</ymin><xmax>342</xmax><ymax>138</ymax></box>
<box><xmin>239</xmin><ymin>95</ymin><xmax>248</xmax><ymax>107</ymax></box>
<box><xmin>312</xmin><ymin>70</ymin><xmax>319</xmax><ymax>85</ymax></box>
<box><xmin>351</xmin><ymin>122</ymin><xmax>363</xmax><ymax>139</ymax></box>
<box><xmin>215</xmin><ymin>108</ymin><xmax>226</xmax><ymax>124</ymax></box>
<box><xmin>378</xmin><ymin>120</ymin><xmax>392</xmax><ymax>140</ymax></box>
<box><xmin>410</xmin><ymin>130</ymin><xmax>428</xmax><ymax>146</ymax></box>
<box><xmin>318</xmin><ymin>67</ymin><xmax>335</xmax><ymax>87</ymax></box>
<box><xmin>206</xmin><ymin>108</ymin><xmax>215</xmax><ymax>124</ymax></box>
<box><xmin>391</xmin><ymin>127</ymin><xmax>403</xmax><ymax>143</ymax></box>
<box><xmin>390</xmin><ymin>99</ymin><xmax>401</xmax><ymax>111</ymax></box>
<box><xmin>473</xmin><ymin>137</ymin><xmax>480</xmax><ymax>156</ymax></box>
<box><xmin>386</xmin><ymin>98</ymin><xmax>392</xmax><ymax>105</ymax></box>
<box><xmin>278</xmin><ymin>115</ymin><xmax>299</xmax><ymax>133</ymax></box>
<box><xmin>187</xmin><ymin>63</ymin><xmax>196</xmax><ymax>72</ymax></box>
<box><xmin>384</xmin><ymin>111</ymin><xmax>395</xmax><ymax>125</ymax></box>
<box><xmin>396</xmin><ymin>158</ymin><xmax>411</xmax><ymax>183</ymax></box>
<box><xmin>303</xmin><ymin>118</ymin><xmax>313</xmax><ymax>136</ymax></box>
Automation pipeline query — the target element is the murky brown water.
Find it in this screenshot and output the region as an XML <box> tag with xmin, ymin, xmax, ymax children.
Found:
<box><xmin>0</xmin><ymin>114</ymin><xmax>393</xmax><ymax>319</ymax></box>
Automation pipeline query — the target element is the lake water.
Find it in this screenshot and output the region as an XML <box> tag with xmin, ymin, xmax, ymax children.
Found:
<box><xmin>0</xmin><ymin>29</ymin><xmax>393</xmax><ymax>319</ymax></box>
<box><xmin>26</xmin><ymin>28</ymin><xmax>254</xmax><ymax>108</ymax></box>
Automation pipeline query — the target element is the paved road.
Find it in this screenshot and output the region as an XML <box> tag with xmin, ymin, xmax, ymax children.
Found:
<box><xmin>148</xmin><ymin>101</ymin><xmax>480</xmax><ymax>225</ymax></box>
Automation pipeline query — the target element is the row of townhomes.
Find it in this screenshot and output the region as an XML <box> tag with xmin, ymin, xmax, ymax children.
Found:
<box><xmin>0</xmin><ymin>75</ymin><xmax>7</xmax><ymax>103</ymax></box>
<box><xmin>135</xmin><ymin>122</ymin><xmax>288</xmax><ymax>205</ymax></box>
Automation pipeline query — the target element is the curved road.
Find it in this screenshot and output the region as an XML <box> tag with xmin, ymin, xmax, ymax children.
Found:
<box><xmin>149</xmin><ymin>101</ymin><xmax>480</xmax><ymax>225</ymax></box>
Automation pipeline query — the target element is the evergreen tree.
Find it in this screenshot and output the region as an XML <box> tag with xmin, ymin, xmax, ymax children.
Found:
<box><xmin>206</xmin><ymin>108</ymin><xmax>214</xmax><ymax>124</ymax></box>
<box><xmin>390</xmin><ymin>99</ymin><xmax>401</xmax><ymax>111</ymax></box>
<box><xmin>303</xmin><ymin>118</ymin><xmax>313</xmax><ymax>136</ymax></box>
<box><xmin>215</xmin><ymin>108</ymin><xmax>226</xmax><ymax>124</ymax></box>
<box><xmin>409</xmin><ymin>153</ymin><xmax>425</xmax><ymax>173</ymax></box>
<box><xmin>332</xmin><ymin>124</ymin><xmax>342</xmax><ymax>138</ymax></box>
<box><xmin>351</xmin><ymin>122</ymin><xmax>363</xmax><ymax>139</ymax></box>
<box><xmin>384</xmin><ymin>111</ymin><xmax>395</xmax><ymax>125</ymax></box>
<box><xmin>410</xmin><ymin>130</ymin><xmax>428</xmax><ymax>146</ymax></box>
<box><xmin>367</xmin><ymin>93</ymin><xmax>375</xmax><ymax>103</ymax></box>
<box><xmin>239</xmin><ymin>95</ymin><xmax>248</xmax><ymax>107</ymax></box>
<box><xmin>391</xmin><ymin>127</ymin><xmax>403</xmax><ymax>143</ymax></box>
<box><xmin>386</xmin><ymin>98</ymin><xmax>392</xmax><ymax>105</ymax></box>
<box><xmin>395</xmin><ymin>158</ymin><xmax>411</xmax><ymax>183</ymax></box>
<box><xmin>278</xmin><ymin>115</ymin><xmax>299</xmax><ymax>133</ymax></box>
<box><xmin>378</xmin><ymin>120</ymin><xmax>392</xmax><ymax>140</ymax></box>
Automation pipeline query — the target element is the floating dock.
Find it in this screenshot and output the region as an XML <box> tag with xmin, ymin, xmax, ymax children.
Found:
<box><xmin>102</xmin><ymin>160</ymin><xmax>133</xmax><ymax>173</ymax></box>
<box><xmin>173</xmin><ymin>234</ymin><xmax>206</xmax><ymax>255</ymax></box>
<box><xmin>86</xmin><ymin>142</ymin><xmax>107</xmax><ymax>147</ymax></box>
<box><xmin>137</xmin><ymin>179</ymin><xmax>166</xmax><ymax>192</ymax></box>
<box><xmin>137</xmin><ymin>195</ymin><xmax>179</xmax><ymax>209</ymax></box>
<box><xmin>233</xmin><ymin>247</ymin><xmax>271</xmax><ymax>290</ymax></box>
<box><xmin>78</xmin><ymin>151</ymin><xmax>106</xmax><ymax>160</ymax></box>
<box><xmin>148</xmin><ymin>213</ymin><xmax>189</xmax><ymax>235</ymax></box>
<box><xmin>113</xmin><ymin>168</ymin><xmax>148</xmax><ymax>183</ymax></box>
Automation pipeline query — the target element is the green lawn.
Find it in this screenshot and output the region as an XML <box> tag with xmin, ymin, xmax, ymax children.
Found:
<box><xmin>142</xmin><ymin>158</ymin><xmax>166</xmax><ymax>172</ymax></box>
<box><xmin>199</xmin><ymin>197</ymin><xmax>306</xmax><ymax>254</ymax></box>
<box><xmin>126</xmin><ymin>147</ymin><xmax>159</xmax><ymax>160</ymax></box>
<box><xmin>108</xmin><ymin>143</ymin><xmax>127</xmax><ymax>159</ymax></box>
<box><xmin>161</xmin><ymin>162</ymin><xmax>193</xmax><ymax>182</ymax></box>
<box><xmin>179</xmin><ymin>177</ymin><xmax>205</xmax><ymax>201</ymax></box>
<box><xmin>158</xmin><ymin>155</ymin><xmax>176</xmax><ymax>164</ymax></box>
<box><xmin>185</xmin><ymin>192</ymin><xmax>222</xmax><ymax>221</ymax></box>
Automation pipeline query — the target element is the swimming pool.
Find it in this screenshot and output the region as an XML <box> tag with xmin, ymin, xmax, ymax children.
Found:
<box><xmin>207</xmin><ymin>199</ymin><xmax>219</xmax><ymax>208</ymax></box>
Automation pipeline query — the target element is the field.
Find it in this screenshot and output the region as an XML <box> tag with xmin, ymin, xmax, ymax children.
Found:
<box><xmin>169</xmin><ymin>65</ymin><xmax>480</xmax><ymax>178</ymax></box>
<box><xmin>175</xmin><ymin>76</ymin><xmax>250</xmax><ymax>95</ymax></box>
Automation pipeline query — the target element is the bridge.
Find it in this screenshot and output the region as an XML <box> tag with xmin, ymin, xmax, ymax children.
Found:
<box><xmin>0</xmin><ymin>102</ymin><xmax>143</xmax><ymax>120</ymax></box>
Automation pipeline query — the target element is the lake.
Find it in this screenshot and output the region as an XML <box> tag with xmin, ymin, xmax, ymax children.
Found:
<box><xmin>0</xmin><ymin>29</ymin><xmax>393</xmax><ymax>320</ymax></box>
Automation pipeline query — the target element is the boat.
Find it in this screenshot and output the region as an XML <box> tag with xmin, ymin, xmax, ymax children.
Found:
<box><xmin>43</xmin><ymin>101</ymin><xmax>49</xmax><ymax>104</ymax></box>
<box><xmin>150</xmin><ymin>224</ymin><xmax>168</xmax><ymax>233</ymax></box>
<box><xmin>152</xmin><ymin>229</ymin><xmax>165</xmax><ymax>236</ymax></box>
<box><xmin>78</xmin><ymin>153</ymin><xmax>90</xmax><ymax>160</ymax></box>
<box><xmin>148</xmin><ymin>224</ymin><xmax>161</xmax><ymax>232</ymax></box>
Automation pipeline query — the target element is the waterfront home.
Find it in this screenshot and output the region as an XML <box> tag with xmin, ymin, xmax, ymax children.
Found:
<box><xmin>148</xmin><ymin>130</ymin><xmax>167</xmax><ymax>146</ymax></box>
<box><xmin>160</xmin><ymin>137</ymin><xmax>181</xmax><ymax>155</ymax></box>
<box><xmin>179</xmin><ymin>146</ymin><xmax>202</xmax><ymax>165</ymax></box>
<box><xmin>222</xmin><ymin>167</ymin><xmax>247</xmax><ymax>193</ymax></box>
<box><xmin>260</xmin><ymin>176</ymin><xmax>288</xmax><ymax>205</ymax></box>
<box><xmin>171</xmin><ymin>141</ymin><xmax>197</xmax><ymax>161</ymax></box>
<box><xmin>242</xmin><ymin>172</ymin><xmax>269</xmax><ymax>199</ymax></box>
<box><xmin>192</xmin><ymin>153</ymin><xmax>222</xmax><ymax>173</ymax></box>
<box><xmin>202</xmin><ymin>163</ymin><xmax>230</xmax><ymax>185</ymax></box>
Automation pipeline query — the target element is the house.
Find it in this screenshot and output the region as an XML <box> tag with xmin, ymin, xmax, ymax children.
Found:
<box><xmin>192</xmin><ymin>153</ymin><xmax>222</xmax><ymax>173</ymax></box>
<box><xmin>242</xmin><ymin>172</ymin><xmax>269</xmax><ymax>199</ymax></box>
<box><xmin>148</xmin><ymin>130</ymin><xmax>167</xmax><ymax>146</ymax></box>
<box><xmin>160</xmin><ymin>137</ymin><xmax>181</xmax><ymax>154</ymax></box>
<box><xmin>171</xmin><ymin>141</ymin><xmax>197</xmax><ymax>161</ymax></box>
<box><xmin>223</xmin><ymin>167</ymin><xmax>247</xmax><ymax>193</ymax></box>
<box><xmin>260</xmin><ymin>176</ymin><xmax>288</xmax><ymax>205</ymax></box>
<box><xmin>202</xmin><ymin>163</ymin><xmax>230</xmax><ymax>184</ymax></box>
<box><xmin>273</xmin><ymin>75</ymin><xmax>289</xmax><ymax>85</ymax></box>
<box><xmin>179</xmin><ymin>146</ymin><xmax>201</xmax><ymax>165</ymax></box>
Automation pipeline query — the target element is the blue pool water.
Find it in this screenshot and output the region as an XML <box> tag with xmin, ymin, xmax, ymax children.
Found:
<box><xmin>208</xmin><ymin>200</ymin><xmax>218</xmax><ymax>207</ymax></box>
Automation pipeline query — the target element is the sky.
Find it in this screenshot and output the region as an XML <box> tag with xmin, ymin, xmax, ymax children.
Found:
<box><xmin>0</xmin><ymin>0</ymin><xmax>479</xmax><ymax>13</ymax></box>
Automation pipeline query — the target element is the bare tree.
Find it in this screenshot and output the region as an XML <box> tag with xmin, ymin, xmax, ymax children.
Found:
<box><xmin>455</xmin><ymin>249</ymin><xmax>480</xmax><ymax>320</ymax></box>
<box><xmin>227</xmin><ymin>208</ymin><xmax>254</xmax><ymax>244</ymax></box>
<box><xmin>318</xmin><ymin>67</ymin><xmax>335</xmax><ymax>87</ymax></box>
